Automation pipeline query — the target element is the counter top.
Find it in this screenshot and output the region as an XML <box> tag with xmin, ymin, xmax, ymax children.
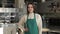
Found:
<box><xmin>42</xmin><ymin>28</ymin><xmax>60</xmax><ymax>33</ymax></box>
<box><xmin>42</xmin><ymin>28</ymin><xmax>49</xmax><ymax>32</ymax></box>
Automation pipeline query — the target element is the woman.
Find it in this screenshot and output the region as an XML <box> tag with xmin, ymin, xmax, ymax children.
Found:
<box><xmin>18</xmin><ymin>3</ymin><xmax>42</xmax><ymax>34</ymax></box>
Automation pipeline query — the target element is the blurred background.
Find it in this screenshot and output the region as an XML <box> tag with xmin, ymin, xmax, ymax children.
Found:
<box><xmin>0</xmin><ymin>0</ymin><xmax>60</xmax><ymax>34</ymax></box>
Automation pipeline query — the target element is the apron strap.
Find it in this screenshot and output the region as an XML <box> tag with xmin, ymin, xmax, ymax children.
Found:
<box><xmin>25</xmin><ymin>13</ymin><xmax>36</xmax><ymax>28</ymax></box>
<box><xmin>27</xmin><ymin>13</ymin><xmax>35</xmax><ymax>19</ymax></box>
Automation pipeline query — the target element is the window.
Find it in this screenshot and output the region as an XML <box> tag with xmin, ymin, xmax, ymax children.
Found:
<box><xmin>5</xmin><ymin>0</ymin><xmax>15</xmax><ymax>8</ymax></box>
<box><xmin>0</xmin><ymin>0</ymin><xmax>2</xmax><ymax>7</ymax></box>
<box><xmin>0</xmin><ymin>0</ymin><xmax>15</xmax><ymax>8</ymax></box>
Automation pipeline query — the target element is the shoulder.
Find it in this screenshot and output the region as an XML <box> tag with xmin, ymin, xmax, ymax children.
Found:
<box><xmin>22</xmin><ymin>14</ymin><xmax>27</xmax><ymax>20</ymax></box>
<box><xmin>35</xmin><ymin>13</ymin><xmax>42</xmax><ymax>20</ymax></box>
<box><xmin>21</xmin><ymin>14</ymin><xmax>27</xmax><ymax>18</ymax></box>
<box><xmin>35</xmin><ymin>13</ymin><xmax>42</xmax><ymax>18</ymax></box>
<box><xmin>20</xmin><ymin>14</ymin><xmax>27</xmax><ymax>20</ymax></box>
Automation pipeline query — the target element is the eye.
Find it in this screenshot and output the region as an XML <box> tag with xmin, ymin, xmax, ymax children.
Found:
<box><xmin>28</xmin><ymin>5</ymin><xmax>33</xmax><ymax>8</ymax></box>
<box><xmin>30</xmin><ymin>7</ymin><xmax>33</xmax><ymax>8</ymax></box>
<box><xmin>28</xmin><ymin>6</ymin><xmax>33</xmax><ymax>8</ymax></box>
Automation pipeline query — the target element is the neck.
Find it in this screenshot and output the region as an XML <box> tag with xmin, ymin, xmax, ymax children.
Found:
<box><xmin>29</xmin><ymin>12</ymin><xmax>34</xmax><ymax>14</ymax></box>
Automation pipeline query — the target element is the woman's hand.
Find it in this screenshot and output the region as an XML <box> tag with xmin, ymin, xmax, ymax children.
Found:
<box><xmin>24</xmin><ymin>28</ymin><xmax>28</xmax><ymax>32</ymax></box>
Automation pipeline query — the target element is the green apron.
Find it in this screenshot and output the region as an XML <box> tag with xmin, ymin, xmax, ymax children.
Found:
<box><xmin>24</xmin><ymin>14</ymin><xmax>39</xmax><ymax>34</ymax></box>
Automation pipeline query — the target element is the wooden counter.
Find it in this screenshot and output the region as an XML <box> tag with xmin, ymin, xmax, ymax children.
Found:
<box><xmin>42</xmin><ymin>28</ymin><xmax>49</xmax><ymax>32</ymax></box>
<box><xmin>42</xmin><ymin>28</ymin><xmax>60</xmax><ymax>33</ymax></box>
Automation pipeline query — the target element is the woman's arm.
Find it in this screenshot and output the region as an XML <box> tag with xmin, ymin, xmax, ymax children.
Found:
<box><xmin>37</xmin><ymin>14</ymin><xmax>42</xmax><ymax>34</ymax></box>
<box><xmin>17</xmin><ymin>15</ymin><xmax>26</xmax><ymax>32</ymax></box>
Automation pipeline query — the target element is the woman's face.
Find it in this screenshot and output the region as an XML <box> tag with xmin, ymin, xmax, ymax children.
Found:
<box><xmin>28</xmin><ymin>4</ymin><xmax>34</xmax><ymax>13</ymax></box>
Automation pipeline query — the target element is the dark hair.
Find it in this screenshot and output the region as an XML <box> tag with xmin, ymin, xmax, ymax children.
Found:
<box><xmin>27</xmin><ymin>2</ymin><xmax>36</xmax><ymax>14</ymax></box>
